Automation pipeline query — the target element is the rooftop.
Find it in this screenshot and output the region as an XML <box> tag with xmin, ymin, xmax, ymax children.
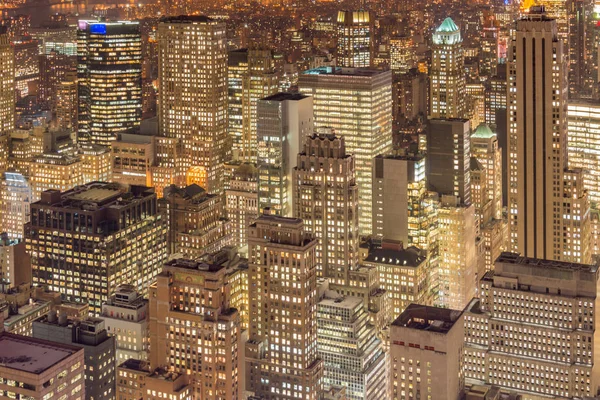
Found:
<box><xmin>119</xmin><ymin>358</ymin><xmax>150</xmax><ymax>373</ymax></box>
<box><xmin>495</xmin><ymin>252</ymin><xmax>597</xmax><ymax>273</ymax></box>
<box><xmin>33</xmin><ymin>182</ymin><xmax>155</xmax><ymax>210</ymax></box>
<box><xmin>302</xmin><ymin>66</ymin><xmax>386</xmax><ymax>77</ymax></box>
<box><xmin>0</xmin><ymin>332</ymin><xmax>81</xmax><ymax>374</ymax></box>
<box><xmin>472</xmin><ymin>123</ymin><xmax>496</xmax><ymax>139</ymax></box>
<box><xmin>436</xmin><ymin>17</ymin><xmax>459</xmax><ymax>33</ymax></box>
<box><xmin>262</xmin><ymin>92</ymin><xmax>309</xmax><ymax>102</ymax></box>
<box><xmin>364</xmin><ymin>246</ymin><xmax>426</xmax><ymax>267</ymax></box>
<box><xmin>160</xmin><ymin>15</ymin><xmax>215</xmax><ymax>24</ymax></box>
<box><xmin>164</xmin><ymin>258</ymin><xmax>224</xmax><ymax>273</ymax></box>
<box><xmin>319</xmin><ymin>295</ymin><xmax>362</xmax><ymax>310</ymax></box>
<box><xmin>393</xmin><ymin>304</ymin><xmax>462</xmax><ymax>334</ymax></box>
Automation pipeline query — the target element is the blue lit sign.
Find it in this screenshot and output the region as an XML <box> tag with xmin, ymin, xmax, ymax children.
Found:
<box><xmin>90</xmin><ymin>24</ymin><xmax>107</xmax><ymax>35</ymax></box>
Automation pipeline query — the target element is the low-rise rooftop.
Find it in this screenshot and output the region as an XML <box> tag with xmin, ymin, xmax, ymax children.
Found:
<box><xmin>392</xmin><ymin>304</ymin><xmax>462</xmax><ymax>334</ymax></box>
<box><xmin>0</xmin><ymin>332</ymin><xmax>81</xmax><ymax>374</ymax></box>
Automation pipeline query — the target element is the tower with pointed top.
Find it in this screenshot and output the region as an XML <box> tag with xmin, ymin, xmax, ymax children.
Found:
<box><xmin>430</xmin><ymin>18</ymin><xmax>465</xmax><ymax>119</ymax></box>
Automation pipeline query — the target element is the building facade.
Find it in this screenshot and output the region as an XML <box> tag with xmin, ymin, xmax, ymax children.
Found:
<box><xmin>429</xmin><ymin>18</ymin><xmax>465</xmax><ymax>119</ymax></box>
<box><xmin>464</xmin><ymin>252</ymin><xmax>600</xmax><ymax>398</ymax></box>
<box><xmin>25</xmin><ymin>183</ymin><xmax>168</xmax><ymax>314</ymax></box>
<box><xmin>246</xmin><ymin>214</ymin><xmax>323</xmax><ymax>399</ymax></box>
<box><xmin>77</xmin><ymin>21</ymin><xmax>142</xmax><ymax>145</ymax></box>
<box><xmin>148</xmin><ymin>258</ymin><xmax>241</xmax><ymax>400</ymax></box>
<box><xmin>158</xmin><ymin>16</ymin><xmax>228</xmax><ymax>195</ymax></box>
<box><xmin>299</xmin><ymin>67</ymin><xmax>392</xmax><ymax>235</ymax></box>
<box><xmin>257</xmin><ymin>93</ymin><xmax>314</xmax><ymax>217</ymax></box>
<box><xmin>293</xmin><ymin>134</ymin><xmax>358</xmax><ymax>283</ymax></box>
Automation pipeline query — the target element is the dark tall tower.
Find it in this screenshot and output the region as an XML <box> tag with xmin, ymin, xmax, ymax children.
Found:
<box><xmin>77</xmin><ymin>20</ymin><xmax>142</xmax><ymax>145</ymax></box>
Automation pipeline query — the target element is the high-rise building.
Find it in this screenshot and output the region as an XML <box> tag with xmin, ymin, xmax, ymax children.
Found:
<box><xmin>29</xmin><ymin>153</ymin><xmax>84</xmax><ymax>201</ymax></box>
<box><xmin>117</xmin><ymin>359</ymin><xmax>193</xmax><ymax>400</ymax></box>
<box><xmin>243</xmin><ymin>47</ymin><xmax>281</xmax><ymax>161</ymax></box>
<box><xmin>0</xmin><ymin>332</ymin><xmax>85</xmax><ymax>400</ymax></box>
<box><xmin>80</xmin><ymin>144</ymin><xmax>112</xmax><ymax>183</ymax></box>
<box><xmin>471</xmin><ymin>124</ymin><xmax>502</xmax><ymax>220</ymax></box>
<box><xmin>395</xmin><ymin>69</ymin><xmax>428</xmax><ymax>121</ymax></box>
<box><xmin>246</xmin><ymin>213</ymin><xmax>323</xmax><ymax>399</ymax></box>
<box><xmin>508</xmin><ymin>8</ymin><xmax>591</xmax><ymax>263</ymax></box>
<box><xmin>0</xmin><ymin>234</ymin><xmax>29</xmax><ymax>287</ymax></box>
<box><xmin>257</xmin><ymin>92</ymin><xmax>314</xmax><ymax>217</ymax></box>
<box><xmin>336</xmin><ymin>10</ymin><xmax>373</xmax><ymax>68</ymax></box>
<box><xmin>362</xmin><ymin>242</ymin><xmax>430</xmax><ymax>317</ymax></box>
<box><xmin>0</xmin><ymin>27</ymin><xmax>13</xmax><ymax>177</ymax></box>
<box><xmin>0</xmin><ymin>27</ymin><xmax>14</xmax><ymax>137</ymax></box>
<box><xmin>0</xmin><ymin>172</ymin><xmax>31</xmax><ymax>240</ymax></box>
<box><xmin>33</xmin><ymin>316</ymin><xmax>116</xmax><ymax>400</ymax></box>
<box><xmin>38</xmin><ymin>50</ymin><xmax>75</xmax><ymax>111</ymax></box>
<box><xmin>389</xmin><ymin>35</ymin><xmax>415</xmax><ymax>75</ymax></box>
<box><xmin>464</xmin><ymin>252</ymin><xmax>600</xmax><ymax>398</ymax></box>
<box><xmin>480</xmin><ymin>14</ymin><xmax>499</xmax><ymax>78</ymax></box>
<box><xmin>429</xmin><ymin>18</ymin><xmax>465</xmax><ymax>119</ymax></box>
<box><xmin>13</xmin><ymin>37</ymin><xmax>39</xmax><ymax>99</ymax></box>
<box><xmin>299</xmin><ymin>67</ymin><xmax>393</xmax><ymax>235</ymax></box>
<box><xmin>437</xmin><ymin>195</ymin><xmax>477</xmax><ymax>310</ymax></box>
<box><xmin>158</xmin><ymin>184</ymin><xmax>232</xmax><ymax>258</ymax></box>
<box><xmin>56</xmin><ymin>71</ymin><xmax>78</xmax><ymax>131</ymax></box>
<box><xmin>225</xmin><ymin>162</ymin><xmax>258</xmax><ymax>255</ymax></box>
<box><xmin>149</xmin><ymin>257</ymin><xmax>241</xmax><ymax>399</ymax></box>
<box><xmin>390</xmin><ymin>304</ymin><xmax>465</xmax><ymax>400</ymax></box>
<box><xmin>568</xmin><ymin>0</ymin><xmax>591</xmax><ymax>97</ymax></box>
<box><xmin>427</xmin><ymin>119</ymin><xmax>471</xmax><ymax>206</ymax></box>
<box><xmin>77</xmin><ymin>21</ymin><xmax>142</xmax><ymax>145</ymax></box>
<box><xmin>158</xmin><ymin>16</ymin><xmax>227</xmax><ymax>195</ymax></box>
<box><xmin>228</xmin><ymin>49</ymin><xmax>248</xmax><ymax>159</ymax></box>
<box><xmin>568</xmin><ymin>101</ymin><xmax>600</xmax><ymax>205</ymax></box>
<box><xmin>101</xmin><ymin>285</ymin><xmax>149</xmax><ymax>364</ymax></box>
<box><xmin>25</xmin><ymin>183</ymin><xmax>168</xmax><ymax>315</ymax></box>
<box><xmin>317</xmin><ymin>295</ymin><xmax>387</xmax><ymax>400</ymax></box>
<box><xmin>484</xmin><ymin>66</ymin><xmax>507</xmax><ymax>129</ymax></box>
<box><xmin>293</xmin><ymin>134</ymin><xmax>358</xmax><ymax>282</ymax></box>
<box><xmin>372</xmin><ymin>153</ymin><xmax>431</xmax><ymax>247</ymax></box>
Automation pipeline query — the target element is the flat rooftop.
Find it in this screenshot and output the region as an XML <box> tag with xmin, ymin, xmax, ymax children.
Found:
<box><xmin>262</xmin><ymin>92</ymin><xmax>308</xmax><ymax>102</ymax></box>
<box><xmin>496</xmin><ymin>252</ymin><xmax>597</xmax><ymax>273</ymax></box>
<box><xmin>302</xmin><ymin>66</ymin><xmax>387</xmax><ymax>77</ymax></box>
<box><xmin>319</xmin><ymin>295</ymin><xmax>362</xmax><ymax>310</ymax></box>
<box><xmin>364</xmin><ymin>246</ymin><xmax>426</xmax><ymax>267</ymax></box>
<box><xmin>0</xmin><ymin>332</ymin><xmax>80</xmax><ymax>374</ymax></box>
<box><xmin>392</xmin><ymin>304</ymin><xmax>462</xmax><ymax>334</ymax></box>
<box><xmin>70</xmin><ymin>188</ymin><xmax>122</xmax><ymax>203</ymax></box>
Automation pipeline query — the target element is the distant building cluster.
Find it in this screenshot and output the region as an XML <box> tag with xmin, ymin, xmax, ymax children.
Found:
<box><xmin>0</xmin><ymin>2</ymin><xmax>599</xmax><ymax>400</ymax></box>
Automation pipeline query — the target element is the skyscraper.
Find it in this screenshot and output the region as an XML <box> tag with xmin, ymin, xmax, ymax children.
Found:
<box><xmin>0</xmin><ymin>27</ymin><xmax>14</xmax><ymax>136</ymax></box>
<box><xmin>437</xmin><ymin>195</ymin><xmax>477</xmax><ymax>310</ymax></box>
<box><xmin>0</xmin><ymin>27</ymin><xmax>13</xmax><ymax>176</ymax></box>
<box><xmin>508</xmin><ymin>8</ymin><xmax>591</xmax><ymax>263</ymax></box>
<box><xmin>158</xmin><ymin>16</ymin><xmax>228</xmax><ymax>195</ymax></box>
<box><xmin>568</xmin><ymin>101</ymin><xmax>600</xmax><ymax>205</ymax></box>
<box><xmin>429</xmin><ymin>18</ymin><xmax>465</xmax><ymax>119</ymax></box>
<box><xmin>299</xmin><ymin>67</ymin><xmax>393</xmax><ymax>235</ymax></box>
<box><xmin>336</xmin><ymin>10</ymin><xmax>373</xmax><ymax>68</ymax></box>
<box><xmin>257</xmin><ymin>92</ymin><xmax>314</xmax><ymax>217</ymax></box>
<box><xmin>427</xmin><ymin>119</ymin><xmax>471</xmax><ymax>206</ymax></box>
<box><xmin>317</xmin><ymin>295</ymin><xmax>387</xmax><ymax>400</ymax></box>
<box><xmin>471</xmin><ymin>124</ymin><xmax>502</xmax><ymax>220</ymax></box>
<box><xmin>149</xmin><ymin>257</ymin><xmax>241</xmax><ymax>399</ymax></box>
<box><xmin>293</xmin><ymin>134</ymin><xmax>358</xmax><ymax>282</ymax></box>
<box><xmin>77</xmin><ymin>20</ymin><xmax>142</xmax><ymax>145</ymax></box>
<box><xmin>246</xmin><ymin>213</ymin><xmax>323</xmax><ymax>399</ymax></box>
<box><xmin>390</xmin><ymin>305</ymin><xmax>465</xmax><ymax>400</ymax></box>
<box><xmin>567</xmin><ymin>0</ymin><xmax>591</xmax><ymax>96</ymax></box>
<box><xmin>25</xmin><ymin>183</ymin><xmax>168</xmax><ymax>314</ymax></box>
<box><xmin>464</xmin><ymin>252</ymin><xmax>600</xmax><ymax>398</ymax></box>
